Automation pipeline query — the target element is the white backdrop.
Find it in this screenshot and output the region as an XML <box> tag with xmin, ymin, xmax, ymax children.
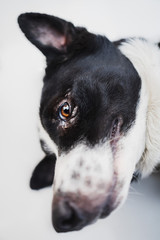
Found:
<box><xmin>0</xmin><ymin>0</ymin><xmax>160</xmax><ymax>239</ymax></box>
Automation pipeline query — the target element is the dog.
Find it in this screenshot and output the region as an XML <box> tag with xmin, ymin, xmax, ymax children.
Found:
<box><xmin>18</xmin><ymin>13</ymin><xmax>160</xmax><ymax>232</ymax></box>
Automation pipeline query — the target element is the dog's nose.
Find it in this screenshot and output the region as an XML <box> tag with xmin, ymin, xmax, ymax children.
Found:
<box><xmin>52</xmin><ymin>198</ymin><xmax>86</xmax><ymax>232</ymax></box>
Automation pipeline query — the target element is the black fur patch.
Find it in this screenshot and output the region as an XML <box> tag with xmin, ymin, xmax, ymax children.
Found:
<box><xmin>40</xmin><ymin>38</ymin><xmax>141</xmax><ymax>152</ymax></box>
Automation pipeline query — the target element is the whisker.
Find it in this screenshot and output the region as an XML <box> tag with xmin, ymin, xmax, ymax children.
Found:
<box><xmin>129</xmin><ymin>185</ymin><xmax>144</xmax><ymax>197</ymax></box>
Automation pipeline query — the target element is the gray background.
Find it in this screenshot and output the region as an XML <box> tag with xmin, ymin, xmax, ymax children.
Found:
<box><xmin>0</xmin><ymin>0</ymin><xmax>160</xmax><ymax>239</ymax></box>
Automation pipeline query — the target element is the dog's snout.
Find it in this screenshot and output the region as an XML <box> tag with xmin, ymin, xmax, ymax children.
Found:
<box><xmin>52</xmin><ymin>197</ymin><xmax>86</xmax><ymax>232</ymax></box>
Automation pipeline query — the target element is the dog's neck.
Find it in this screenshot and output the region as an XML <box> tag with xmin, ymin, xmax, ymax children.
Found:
<box><xmin>119</xmin><ymin>38</ymin><xmax>160</xmax><ymax>177</ymax></box>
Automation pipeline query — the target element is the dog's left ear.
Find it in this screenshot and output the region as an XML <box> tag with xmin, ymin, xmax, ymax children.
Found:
<box><xmin>30</xmin><ymin>154</ymin><xmax>56</xmax><ymax>190</ymax></box>
<box><xmin>18</xmin><ymin>13</ymin><xmax>77</xmax><ymax>59</ymax></box>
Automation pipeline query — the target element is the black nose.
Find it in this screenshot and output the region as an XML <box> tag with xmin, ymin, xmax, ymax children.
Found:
<box><xmin>52</xmin><ymin>198</ymin><xmax>86</xmax><ymax>232</ymax></box>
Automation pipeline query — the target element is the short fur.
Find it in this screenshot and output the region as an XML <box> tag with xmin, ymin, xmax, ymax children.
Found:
<box><xmin>18</xmin><ymin>13</ymin><xmax>160</xmax><ymax>232</ymax></box>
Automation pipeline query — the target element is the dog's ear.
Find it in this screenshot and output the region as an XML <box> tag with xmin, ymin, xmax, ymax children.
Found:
<box><xmin>30</xmin><ymin>154</ymin><xmax>56</xmax><ymax>190</ymax></box>
<box><xmin>18</xmin><ymin>13</ymin><xmax>77</xmax><ymax>59</ymax></box>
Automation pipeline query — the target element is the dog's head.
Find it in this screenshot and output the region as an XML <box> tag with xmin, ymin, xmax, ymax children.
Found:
<box><xmin>18</xmin><ymin>13</ymin><xmax>147</xmax><ymax>232</ymax></box>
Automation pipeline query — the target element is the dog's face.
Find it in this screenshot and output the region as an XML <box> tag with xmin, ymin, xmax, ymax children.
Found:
<box><xmin>18</xmin><ymin>13</ymin><xmax>147</xmax><ymax>232</ymax></box>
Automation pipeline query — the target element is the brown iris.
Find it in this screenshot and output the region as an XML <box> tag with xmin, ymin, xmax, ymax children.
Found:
<box><xmin>59</xmin><ymin>102</ymin><xmax>71</xmax><ymax>120</ymax></box>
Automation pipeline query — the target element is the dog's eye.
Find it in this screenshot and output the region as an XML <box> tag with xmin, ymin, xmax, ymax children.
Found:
<box><xmin>59</xmin><ymin>102</ymin><xmax>71</xmax><ymax>120</ymax></box>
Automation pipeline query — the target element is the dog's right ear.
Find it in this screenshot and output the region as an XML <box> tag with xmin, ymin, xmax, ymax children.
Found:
<box><xmin>18</xmin><ymin>13</ymin><xmax>77</xmax><ymax>60</ymax></box>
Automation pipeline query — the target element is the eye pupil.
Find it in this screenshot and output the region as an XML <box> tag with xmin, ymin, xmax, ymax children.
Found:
<box><xmin>59</xmin><ymin>102</ymin><xmax>71</xmax><ymax>119</ymax></box>
<box><xmin>62</xmin><ymin>104</ymin><xmax>69</xmax><ymax>116</ymax></box>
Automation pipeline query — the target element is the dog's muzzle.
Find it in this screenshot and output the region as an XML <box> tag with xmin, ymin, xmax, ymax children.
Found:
<box><xmin>52</xmin><ymin>191</ymin><xmax>117</xmax><ymax>232</ymax></box>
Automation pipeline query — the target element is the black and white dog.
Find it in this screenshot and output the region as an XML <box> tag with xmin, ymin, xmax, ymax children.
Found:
<box><xmin>18</xmin><ymin>13</ymin><xmax>160</xmax><ymax>232</ymax></box>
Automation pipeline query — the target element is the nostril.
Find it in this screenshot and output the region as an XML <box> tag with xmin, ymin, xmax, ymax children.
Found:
<box><xmin>61</xmin><ymin>203</ymin><xmax>78</xmax><ymax>229</ymax></box>
<box><xmin>52</xmin><ymin>199</ymin><xmax>84</xmax><ymax>232</ymax></box>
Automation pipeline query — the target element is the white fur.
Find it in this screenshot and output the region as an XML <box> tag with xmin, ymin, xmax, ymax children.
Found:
<box><xmin>119</xmin><ymin>39</ymin><xmax>160</xmax><ymax>177</ymax></box>
<box><xmin>38</xmin><ymin>118</ymin><xmax>58</xmax><ymax>156</ymax></box>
